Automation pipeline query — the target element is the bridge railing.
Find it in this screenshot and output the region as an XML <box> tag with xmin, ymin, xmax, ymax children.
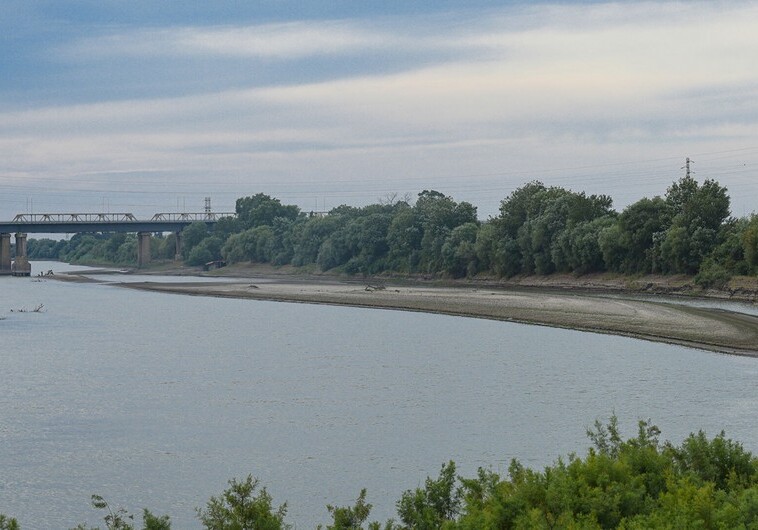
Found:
<box><xmin>9</xmin><ymin>212</ymin><xmax>237</xmax><ymax>223</ymax></box>
<box><xmin>12</xmin><ymin>213</ymin><xmax>138</xmax><ymax>223</ymax></box>
<box><xmin>150</xmin><ymin>212</ymin><xmax>237</xmax><ymax>222</ymax></box>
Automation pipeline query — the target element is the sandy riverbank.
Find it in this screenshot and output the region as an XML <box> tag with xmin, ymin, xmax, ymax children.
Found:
<box><xmin>109</xmin><ymin>275</ymin><xmax>758</xmax><ymax>357</ymax></box>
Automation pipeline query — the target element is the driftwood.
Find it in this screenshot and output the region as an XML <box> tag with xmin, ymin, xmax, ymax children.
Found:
<box><xmin>365</xmin><ymin>284</ymin><xmax>386</xmax><ymax>292</ymax></box>
<box><xmin>10</xmin><ymin>304</ymin><xmax>45</xmax><ymax>313</ymax></box>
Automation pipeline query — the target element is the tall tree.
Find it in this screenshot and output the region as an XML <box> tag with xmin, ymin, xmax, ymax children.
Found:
<box><xmin>235</xmin><ymin>193</ymin><xmax>300</xmax><ymax>230</ymax></box>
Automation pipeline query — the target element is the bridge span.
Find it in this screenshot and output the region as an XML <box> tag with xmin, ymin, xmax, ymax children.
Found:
<box><xmin>0</xmin><ymin>212</ymin><xmax>235</xmax><ymax>275</ymax></box>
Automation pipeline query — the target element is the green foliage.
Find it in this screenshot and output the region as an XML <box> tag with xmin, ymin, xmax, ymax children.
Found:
<box><xmin>181</xmin><ymin>222</ymin><xmax>210</xmax><ymax>261</ymax></box>
<box><xmin>322</xmin><ymin>489</ymin><xmax>374</xmax><ymax>530</ymax></box>
<box><xmin>187</xmin><ymin>236</ymin><xmax>223</xmax><ymax>265</ymax></box>
<box><xmin>742</xmin><ymin>214</ymin><xmax>758</xmax><ymax>274</ymax></box>
<box><xmin>141</xmin><ymin>510</ymin><xmax>171</xmax><ymax>530</ymax></box>
<box><xmin>709</xmin><ymin>218</ymin><xmax>749</xmax><ymax>276</ymax></box>
<box><xmin>236</xmin><ymin>193</ymin><xmax>300</xmax><ymax>230</ymax></box>
<box><xmin>414</xmin><ymin>190</ymin><xmax>478</xmax><ymax>274</ymax></box>
<box><xmin>292</xmin><ymin>215</ymin><xmax>346</xmax><ymax>267</ymax></box>
<box><xmin>23</xmin><ymin>174</ymin><xmax>757</xmax><ymax>281</ymax></box>
<box><xmin>0</xmin><ymin>515</ymin><xmax>19</xmax><ymax>530</ymax></box>
<box><xmin>5</xmin><ymin>418</ymin><xmax>758</xmax><ymax>529</ymax></box>
<box><xmin>600</xmin><ymin>197</ymin><xmax>669</xmax><ymax>273</ymax></box>
<box><xmin>667</xmin><ymin>430</ymin><xmax>757</xmax><ymax>490</ymax></box>
<box><xmin>694</xmin><ymin>258</ymin><xmax>732</xmax><ymax>289</ymax></box>
<box><xmin>396</xmin><ymin>461</ymin><xmax>460</xmax><ymax>530</ymax></box>
<box><xmin>197</xmin><ymin>475</ymin><xmax>289</xmax><ymax>530</ymax></box>
<box><xmin>69</xmin><ymin>495</ymin><xmax>171</xmax><ymax>530</ymax></box>
<box><xmin>441</xmin><ymin>223</ymin><xmax>479</xmax><ymax>278</ymax></box>
<box><xmin>386</xmin><ymin>207</ymin><xmax>421</xmax><ymax>272</ymax></box>
<box><xmin>658</xmin><ymin>177</ymin><xmax>731</xmax><ymax>274</ymax></box>
<box><xmin>450</xmin><ymin>417</ymin><xmax>758</xmax><ymax>530</ymax></box>
<box><xmin>27</xmin><ymin>237</ymin><xmax>68</xmax><ymax>260</ymax></box>
<box><xmin>495</xmin><ymin>182</ymin><xmax>613</xmax><ymax>276</ymax></box>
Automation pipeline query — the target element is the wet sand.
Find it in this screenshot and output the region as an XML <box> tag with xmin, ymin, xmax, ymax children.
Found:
<box><xmin>114</xmin><ymin>278</ymin><xmax>758</xmax><ymax>357</ymax></box>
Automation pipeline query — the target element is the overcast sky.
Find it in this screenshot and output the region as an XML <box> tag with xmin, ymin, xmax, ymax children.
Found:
<box><xmin>2</xmin><ymin>0</ymin><xmax>757</xmax><ymax>220</ymax></box>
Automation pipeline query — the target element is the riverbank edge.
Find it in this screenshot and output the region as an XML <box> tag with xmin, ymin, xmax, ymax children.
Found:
<box><xmin>153</xmin><ymin>262</ymin><xmax>758</xmax><ymax>303</ymax></box>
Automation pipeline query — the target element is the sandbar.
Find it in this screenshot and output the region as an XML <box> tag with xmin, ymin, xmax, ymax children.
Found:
<box><xmin>114</xmin><ymin>278</ymin><xmax>758</xmax><ymax>357</ymax></box>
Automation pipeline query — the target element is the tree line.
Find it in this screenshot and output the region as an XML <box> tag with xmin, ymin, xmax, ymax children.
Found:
<box><xmin>2</xmin><ymin>418</ymin><xmax>757</xmax><ymax>528</ymax></box>
<box><xmin>28</xmin><ymin>176</ymin><xmax>758</xmax><ymax>287</ymax></box>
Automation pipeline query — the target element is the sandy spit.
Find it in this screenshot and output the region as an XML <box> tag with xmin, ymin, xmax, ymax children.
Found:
<box><xmin>116</xmin><ymin>279</ymin><xmax>758</xmax><ymax>358</ymax></box>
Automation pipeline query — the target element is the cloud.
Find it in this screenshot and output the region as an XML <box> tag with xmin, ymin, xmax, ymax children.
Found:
<box><xmin>3</xmin><ymin>2</ymin><xmax>758</xmax><ymax>217</ymax></box>
<box><xmin>59</xmin><ymin>19</ymin><xmax>443</xmax><ymax>61</ymax></box>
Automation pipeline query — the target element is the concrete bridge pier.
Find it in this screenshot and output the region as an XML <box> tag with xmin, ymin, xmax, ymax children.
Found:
<box><xmin>0</xmin><ymin>233</ymin><xmax>11</xmax><ymax>275</ymax></box>
<box><xmin>12</xmin><ymin>232</ymin><xmax>31</xmax><ymax>276</ymax></box>
<box><xmin>137</xmin><ymin>232</ymin><xmax>151</xmax><ymax>268</ymax></box>
<box><xmin>174</xmin><ymin>231</ymin><xmax>182</xmax><ymax>261</ymax></box>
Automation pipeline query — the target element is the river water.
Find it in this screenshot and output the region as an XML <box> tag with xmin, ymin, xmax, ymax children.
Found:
<box><xmin>1</xmin><ymin>261</ymin><xmax>757</xmax><ymax>528</ymax></box>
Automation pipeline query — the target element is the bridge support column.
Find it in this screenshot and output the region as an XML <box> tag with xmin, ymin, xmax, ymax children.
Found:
<box><xmin>12</xmin><ymin>232</ymin><xmax>30</xmax><ymax>276</ymax></box>
<box><xmin>174</xmin><ymin>231</ymin><xmax>182</xmax><ymax>261</ymax></box>
<box><xmin>0</xmin><ymin>233</ymin><xmax>11</xmax><ymax>275</ymax></box>
<box><xmin>137</xmin><ymin>232</ymin><xmax>151</xmax><ymax>268</ymax></box>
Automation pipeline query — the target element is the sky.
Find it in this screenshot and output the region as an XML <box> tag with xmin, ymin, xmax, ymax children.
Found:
<box><xmin>2</xmin><ymin>0</ymin><xmax>758</xmax><ymax>221</ymax></box>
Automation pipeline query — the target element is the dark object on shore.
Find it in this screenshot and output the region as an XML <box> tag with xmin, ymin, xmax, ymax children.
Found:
<box><xmin>203</xmin><ymin>260</ymin><xmax>226</xmax><ymax>271</ymax></box>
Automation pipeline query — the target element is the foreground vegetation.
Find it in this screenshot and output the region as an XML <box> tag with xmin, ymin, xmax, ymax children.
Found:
<box><xmin>27</xmin><ymin>175</ymin><xmax>758</xmax><ymax>288</ymax></box>
<box><xmin>2</xmin><ymin>418</ymin><xmax>757</xmax><ymax>529</ymax></box>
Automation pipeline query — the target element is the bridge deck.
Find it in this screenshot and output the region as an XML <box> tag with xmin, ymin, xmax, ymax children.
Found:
<box><xmin>0</xmin><ymin>212</ymin><xmax>236</xmax><ymax>234</ymax></box>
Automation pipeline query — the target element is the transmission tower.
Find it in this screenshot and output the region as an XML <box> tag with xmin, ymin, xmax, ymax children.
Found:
<box><xmin>681</xmin><ymin>157</ymin><xmax>694</xmax><ymax>179</ymax></box>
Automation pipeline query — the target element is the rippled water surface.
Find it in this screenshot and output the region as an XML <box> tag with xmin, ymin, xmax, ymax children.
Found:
<box><xmin>1</xmin><ymin>262</ymin><xmax>757</xmax><ymax>528</ymax></box>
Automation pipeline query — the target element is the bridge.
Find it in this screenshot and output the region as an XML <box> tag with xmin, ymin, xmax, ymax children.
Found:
<box><xmin>0</xmin><ymin>212</ymin><xmax>235</xmax><ymax>276</ymax></box>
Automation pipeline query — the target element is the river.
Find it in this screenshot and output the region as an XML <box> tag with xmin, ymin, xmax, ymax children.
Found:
<box><xmin>1</xmin><ymin>261</ymin><xmax>757</xmax><ymax>528</ymax></box>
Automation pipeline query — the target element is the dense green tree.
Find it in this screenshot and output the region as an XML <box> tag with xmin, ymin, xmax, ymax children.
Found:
<box><xmin>27</xmin><ymin>238</ymin><xmax>68</xmax><ymax>260</ymax></box>
<box><xmin>222</xmin><ymin>226</ymin><xmax>274</xmax><ymax>264</ymax></box>
<box><xmin>212</xmin><ymin>216</ymin><xmax>242</xmax><ymax>239</ymax></box>
<box><xmin>473</xmin><ymin>221</ymin><xmax>497</xmax><ymax>273</ymax></box>
<box><xmin>197</xmin><ymin>475</ymin><xmax>289</xmax><ymax>530</ymax></box>
<box><xmin>414</xmin><ymin>190</ymin><xmax>477</xmax><ymax>273</ymax></box>
<box><xmin>710</xmin><ymin>218</ymin><xmax>749</xmax><ymax>275</ymax></box>
<box><xmin>292</xmin><ymin>215</ymin><xmax>346</xmax><ymax>267</ymax></box>
<box><xmin>742</xmin><ymin>214</ymin><xmax>758</xmax><ymax>274</ymax></box>
<box><xmin>0</xmin><ymin>515</ymin><xmax>19</xmax><ymax>530</ymax></box>
<box><xmin>23</xmin><ymin>177</ymin><xmax>755</xmax><ymax>281</ymax></box>
<box><xmin>181</xmin><ymin>222</ymin><xmax>210</xmax><ymax>261</ymax></box>
<box><xmin>497</xmin><ymin>184</ymin><xmax>612</xmax><ymax>275</ymax></box>
<box><xmin>658</xmin><ymin>177</ymin><xmax>731</xmax><ymax>274</ymax></box>
<box><xmin>600</xmin><ymin>197</ymin><xmax>670</xmax><ymax>273</ymax></box>
<box><xmin>155</xmin><ymin>233</ymin><xmax>179</xmax><ymax>260</ymax></box>
<box><xmin>451</xmin><ymin>417</ymin><xmax>758</xmax><ymax>530</ymax></box>
<box><xmin>441</xmin><ymin>222</ymin><xmax>479</xmax><ymax>278</ymax></box>
<box><xmin>187</xmin><ymin>236</ymin><xmax>223</xmax><ymax>266</ymax></box>
<box><xmin>396</xmin><ymin>461</ymin><xmax>460</xmax><ymax>530</ymax></box>
<box><xmin>114</xmin><ymin>236</ymin><xmax>137</xmax><ymax>264</ymax></box>
<box><xmin>4</xmin><ymin>418</ymin><xmax>758</xmax><ymax>529</ymax></box>
<box><xmin>322</xmin><ymin>489</ymin><xmax>374</xmax><ymax>530</ymax></box>
<box><xmin>553</xmin><ymin>216</ymin><xmax>615</xmax><ymax>274</ymax></box>
<box><xmin>236</xmin><ymin>193</ymin><xmax>300</xmax><ymax>230</ymax></box>
<box><xmin>386</xmin><ymin>207</ymin><xmax>421</xmax><ymax>272</ymax></box>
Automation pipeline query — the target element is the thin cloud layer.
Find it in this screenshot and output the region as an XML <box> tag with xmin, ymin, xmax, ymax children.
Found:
<box><xmin>1</xmin><ymin>2</ymin><xmax>757</xmax><ymax>217</ymax></box>
<box><xmin>61</xmin><ymin>21</ymin><xmax>404</xmax><ymax>60</ymax></box>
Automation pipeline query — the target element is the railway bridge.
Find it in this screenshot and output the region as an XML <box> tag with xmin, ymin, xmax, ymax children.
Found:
<box><xmin>0</xmin><ymin>212</ymin><xmax>235</xmax><ymax>276</ymax></box>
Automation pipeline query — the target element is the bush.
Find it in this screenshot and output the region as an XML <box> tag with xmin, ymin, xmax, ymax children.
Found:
<box><xmin>694</xmin><ymin>258</ymin><xmax>732</xmax><ymax>289</ymax></box>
